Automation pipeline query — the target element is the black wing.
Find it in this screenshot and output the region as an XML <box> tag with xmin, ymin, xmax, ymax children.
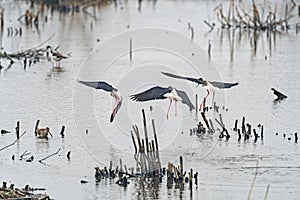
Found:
<box><xmin>110</xmin><ymin>100</ymin><xmax>122</xmax><ymax>123</ymax></box>
<box><xmin>161</xmin><ymin>72</ymin><xmax>203</xmax><ymax>84</ymax></box>
<box><xmin>77</xmin><ymin>80</ymin><xmax>116</xmax><ymax>92</ymax></box>
<box><xmin>176</xmin><ymin>89</ymin><xmax>195</xmax><ymax>110</ymax></box>
<box><xmin>130</xmin><ymin>86</ymin><xmax>170</xmax><ymax>102</ymax></box>
<box><xmin>210</xmin><ymin>81</ymin><xmax>238</xmax><ymax>89</ymax></box>
<box><xmin>271</xmin><ymin>88</ymin><xmax>287</xmax><ymax>100</ymax></box>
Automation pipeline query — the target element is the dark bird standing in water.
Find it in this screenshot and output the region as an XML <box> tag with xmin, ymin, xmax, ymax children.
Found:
<box><xmin>46</xmin><ymin>46</ymin><xmax>67</xmax><ymax>68</ymax></box>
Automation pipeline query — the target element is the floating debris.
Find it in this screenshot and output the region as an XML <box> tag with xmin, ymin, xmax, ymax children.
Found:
<box><xmin>0</xmin><ymin>182</ymin><xmax>50</xmax><ymax>199</ymax></box>
<box><xmin>80</xmin><ymin>180</ymin><xmax>88</xmax><ymax>184</ymax></box>
<box><xmin>1</xmin><ymin>129</ymin><xmax>10</xmax><ymax>134</ymax></box>
<box><xmin>271</xmin><ymin>88</ymin><xmax>287</xmax><ymax>101</ymax></box>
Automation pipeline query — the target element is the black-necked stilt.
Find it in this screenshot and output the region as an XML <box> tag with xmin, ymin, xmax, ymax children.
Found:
<box><xmin>271</xmin><ymin>88</ymin><xmax>287</xmax><ymax>101</ymax></box>
<box><xmin>130</xmin><ymin>86</ymin><xmax>194</xmax><ymax>119</ymax></box>
<box><xmin>36</xmin><ymin>127</ymin><xmax>53</xmax><ymax>139</ymax></box>
<box><xmin>46</xmin><ymin>46</ymin><xmax>67</xmax><ymax>68</ymax></box>
<box><xmin>162</xmin><ymin>72</ymin><xmax>238</xmax><ymax>110</ymax></box>
<box><xmin>77</xmin><ymin>80</ymin><xmax>122</xmax><ymax>123</ymax></box>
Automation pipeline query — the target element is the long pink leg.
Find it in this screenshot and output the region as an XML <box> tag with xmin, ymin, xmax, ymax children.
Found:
<box><xmin>175</xmin><ymin>100</ymin><xmax>177</xmax><ymax>117</ymax></box>
<box><xmin>166</xmin><ymin>100</ymin><xmax>172</xmax><ymax>119</ymax></box>
<box><xmin>199</xmin><ymin>90</ymin><xmax>210</xmax><ymax>110</ymax></box>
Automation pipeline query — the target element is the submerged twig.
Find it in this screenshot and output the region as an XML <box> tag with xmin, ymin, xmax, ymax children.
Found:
<box><xmin>248</xmin><ymin>160</ymin><xmax>260</xmax><ymax>200</ymax></box>
<box><xmin>0</xmin><ymin>131</ymin><xmax>27</xmax><ymax>152</ymax></box>
<box><xmin>38</xmin><ymin>148</ymin><xmax>61</xmax><ymax>163</ymax></box>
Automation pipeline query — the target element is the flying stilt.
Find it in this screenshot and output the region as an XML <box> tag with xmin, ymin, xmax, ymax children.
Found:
<box><xmin>130</xmin><ymin>86</ymin><xmax>194</xmax><ymax>119</ymax></box>
<box><xmin>77</xmin><ymin>80</ymin><xmax>122</xmax><ymax>123</ymax></box>
<box><xmin>46</xmin><ymin>46</ymin><xmax>67</xmax><ymax>68</ymax></box>
<box><xmin>162</xmin><ymin>72</ymin><xmax>238</xmax><ymax>110</ymax></box>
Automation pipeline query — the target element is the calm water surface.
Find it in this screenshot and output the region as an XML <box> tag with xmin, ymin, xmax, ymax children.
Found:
<box><xmin>0</xmin><ymin>0</ymin><xmax>299</xmax><ymax>199</ymax></box>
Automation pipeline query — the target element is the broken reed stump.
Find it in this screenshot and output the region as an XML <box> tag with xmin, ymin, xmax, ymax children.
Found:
<box><xmin>60</xmin><ymin>126</ymin><xmax>65</xmax><ymax>138</ymax></box>
<box><xmin>152</xmin><ymin>119</ymin><xmax>161</xmax><ymax>174</ymax></box>
<box><xmin>179</xmin><ymin>156</ymin><xmax>184</xmax><ymax>182</ymax></box>
<box><xmin>242</xmin><ymin>117</ymin><xmax>246</xmax><ymax>134</ymax></box>
<box><xmin>233</xmin><ymin>119</ymin><xmax>238</xmax><ymax>131</ymax></box>
<box><xmin>253</xmin><ymin>129</ymin><xmax>258</xmax><ymax>143</ymax></box>
<box><xmin>130</xmin><ymin>109</ymin><xmax>162</xmax><ymax>177</ymax></box>
<box><xmin>247</xmin><ymin>123</ymin><xmax>252</xmax><ymax>136</ymax></box>
<box><xmin>67</xmin><ymin>151</ymin><xmax>71</xmax><ymax>160</ymax></box>
<box><xmin>260</xmin><ymin>125</ymin><xmax>264</xmax><ymax>140</ymax></box>
<box><xmin>190</xmin><ymin>26</ymin><xmax>194</xmax><ymax>41</ymax></box>
<box><xmin>34</xmin><ymin>120</ymin><xmax>40</xmax><ymax>136</ymax></box>
<box><xmin>237</xmin><ymin>129</ymin><xmax>241</xmax><ymax>141</ymax></box>
<box><xmin>0</xmin><ymin>10</ymin><xmax>4</xmax><ymax>31</ymax></box>
<box><xmin>15</xmin><ymin>121</ymin><xmax>20</xmax><ymax>139</ymax></box>
<box><xmin>189</xmin><ymin>168</ymin><xmax>193</xmax><ymax>190</ymax></box>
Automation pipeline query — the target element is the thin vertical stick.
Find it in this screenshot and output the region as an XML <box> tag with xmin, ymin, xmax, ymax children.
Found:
<box><xmin>209</xmin><ymin>119</ymin><xmax>215</xmax><ymax>132</ymax></box>
<box><xmin>190</xmin><ymin>27</ymin><xmax>194</xmax><ymax>41</ymax></box>
<box><xmin>264</xmin><ymin>184</ymin><xmax>270</xmax><ymax>200</ymax></box>
<box><xmin>219</xmin><ymin>114</ymin><xmax>223</xmax><ymax>126</ymax></box>
<box><xmin>152</xmin><ymin>119</ymin><xmax>161</xmax><ymax>171</ymax></box>
<box><xmin>129</xmin><ymin>38</ymin><xmax>132</xmax><ymax>61</ymax></box>
<box><xmin>242</xmin><ymin>117</ymin><xmax>246</xmax><ymax>134</ymax></box>
<box><xmin>133</xmin><ymin>125</ymin><xmax>142</xmax><ymax>151</ymax></box>
<box><xmin>142</xmin><ymin>109</ymin><xmax>149</xmax><ymax>153</ymax></box>
<box><xmin>131</xmin><ymin>131</ymin><xmax>137</xmax><ymax>154</ymax></box>
<box><xmin>261</xmin><ymin>125</ymin><xmax>264</xmax><ymax>140</ymax></box>
<box><xmin>16</xmin><ymin>121</ymin><xmax>20</xmax><ymax>139</ymax></box>
<box><xmin>195</xmin><ymin>94</ymin><xmax>198</xmax><ymax>114</ymax></box>
<box><xmin>208</xmin><ymin>40</ymin><xmax>211</xmax><ymax>60</ymax></box>
<box><xmin>238</xmin><ymin>129</ymin><xmax>241</xmax><ymax>141</ymax></box>
<box><xmin>248</xmin><ymin>160</ymin><xmax>260</xmax><ymax>200</ymax></box>
<box><xmin>180</xmin><ymin>156</ymin><xmax>183</xmax><ymax>180</ymax></box>
<box><xmin>234</xmin><ymin>119</ymin><xmax>238</xmax><ymax>131</ymax></box>
<box><xmin>120</xmin><ymin>159</ymin><xmax>123</xmax><ymax>172</ymax></box>
<box><xmin>189</xmin><ymin>168</ymin><xmax>193</xmax><ymax>190</ymax></box>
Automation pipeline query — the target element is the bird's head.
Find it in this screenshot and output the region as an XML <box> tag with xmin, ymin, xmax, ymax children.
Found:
<box><xmin>167</xmin><ymin>86</ymin><xmax>174</xmax><ymax>92</ymax></box>
<box><xmin>196</xmin><ymin>78</ymin><xmax>204</xmax><ymax>87</ymax></box>
<box><xmin>46</xmin><ymin>46</ymin><xmax>53</xmax><ymax>52</ymax></box>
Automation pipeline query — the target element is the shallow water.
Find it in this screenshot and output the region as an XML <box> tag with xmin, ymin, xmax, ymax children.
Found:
<box><xmin>0</xmin><ymin>0</ymin><xmax>300</xmax><ymax>199</ymax></box>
